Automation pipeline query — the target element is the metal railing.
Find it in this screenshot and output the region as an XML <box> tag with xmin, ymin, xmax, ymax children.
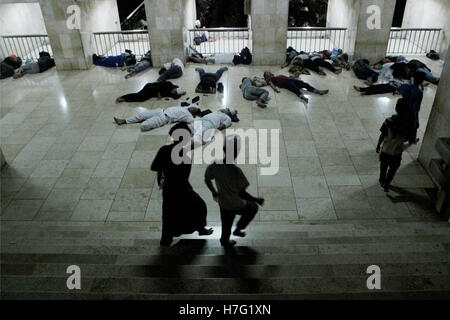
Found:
<box><xmin>387</xmin><ymin>28</ymin><xmax>442</xmax><ymax>55</ymax></box>
<box><xmin>1</xmin><ymin>34</ymin><xmax>52</xmax><ymax>60</ymax></box>
<box><xmin>287</xmin><ymin>27</ymin><xmax>347</xmax><ymax>52</ymax></box>
<box><xmin>187</xmin><ymin>28</ymin><xmax>250</xmax><ymax>55</ymax></box>
<box><xmin>93</xmin><ymin>30</ymin><xmax>150</xmax><ymax>58</ymax></box>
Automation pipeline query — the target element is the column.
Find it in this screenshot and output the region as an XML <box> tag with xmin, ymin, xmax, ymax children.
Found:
<box><xmin>39</xmin><ymin>0</ymin><xmax>91</xmax><ymax>70</ymax></box>
<box><xmin>144</xmin><ymin>0</ymin><xmax>186</xmax><ymax>67</ymax></box>
<box><xmin>352</xmin><ymin>0</ymin><xmax>396</xmax><ymax>63</ymax></box>
<box><xmin>419</xmin><ymin>46</ymin><xmax>450</xmax><ymax>170</ymax></box>
<box><xmin>250</xmin><ymin>0</ymin><xmax>289</xmax><ymax>65</ymax></box>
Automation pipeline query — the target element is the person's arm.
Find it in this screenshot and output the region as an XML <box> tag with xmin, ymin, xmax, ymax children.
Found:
<box><xmin>376</xmin><ymin>132</ymin><xmax>386</xmax><ymax>153</ymax></box>
<box><xmin>205</xmin><ymin>179</ymin><xmax>218</xmax><ymax>199</ymax></box>
<box><xmin>218</xmin><ymin>124</ymin><xmax>226</xmax><ymax>131</ymax></box>
<box><xmin>238</xmin><ymin>189</ymin><xmax>264</xmax><ymax>206</ymax></box>
<box><xmin>268</xmin><ymin>81</ymin><xmax>280</xmax><ymax>93</ymax></box>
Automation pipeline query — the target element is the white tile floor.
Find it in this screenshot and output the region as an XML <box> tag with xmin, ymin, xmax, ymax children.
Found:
<box><xmin>0</xmin><ymin>55</ymin><xmax>444</xmax><ymax>223</ymax></box>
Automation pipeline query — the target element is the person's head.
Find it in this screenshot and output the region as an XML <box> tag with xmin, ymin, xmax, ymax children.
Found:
<box><xmin>413</xmin><ymin>71</ymin><xmax>425</xmax><ymax>86</ymax></box>
<box><xmin>263</xmin><ymin>71</ymin><xmax>273</xmax><ymax>80</ymax></box>
<box><xmin>194</xmin><ymin>20</ymin><xmax>201</xmax><ymax>28</ymax></box>
<box><xmin>170</xmin><ymin>87</ymin><xmax>186</xmax><ymax>99</ymax></box>
<box><xmin>220</xmin><ymin>107</ymin><xmax>239</xmax><ymax>122</ymax></box>
<box><xmin>169</xmin><ymin>122</ymin><xmax>191</xmax><ymax>144</ymax></box>
<box><xmin>241</xmin><ymin>77</ymin><xmax>248</xmax><ymax>83</ymax></box>
<box><xmin>223</xmin><ymin>135</ymin><xmax>241</xmax><ymax>162</ymax></box>
<box><xmin>188</xmin><ymin>105</ymin><xmax>201</xmax><ymax>117</ymax></box>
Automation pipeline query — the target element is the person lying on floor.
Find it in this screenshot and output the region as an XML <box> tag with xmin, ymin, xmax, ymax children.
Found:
<box><xmin>187</xmin><ymin>107</ymin><xmax>239</xmax><ymax>146</ymax></box>
<box><xmin>195</xmin><ymin>67</ymin><xmax>228</xmax><ymax>94</ymax></box>
<box><xmin>13</xmin><ymin>51</ymin><xmax>55</xmax><ymax>79</ymax></box>
<box><xmin>93</xmin><ymin>50</ymin><xmax>136</xmax><ymax>68</ymax></box>
<box><xmin>122</xmin><ymin>51</ymin><xmax>152</xmax><ymax>79</ymax></box>
<box><xmin>157</xmin><ymin>58</ymin><xmax>184</xmax><ymax>82</ymax></box>
<box><xmin>116</xmin><ymin>81</ymin><xmax>186</xmax><ymax>103</ymax></box>
<box><xmin>406</xmin><ymin>59</ymin><xmax>439</xmax><ymax>85</ymax></box>
<box><xmin>240</xmin><ymin>77</ymin><xmax>270</xmax><ymax>108</ymax></box>
<box><xmin>113</xmin><ymin>104</ymin><xmax>201</xmax><ymax>132</ymax></box>
<box><xmin>187</xmin><ymin>52</ymin><xmax>236</xmax><ymax>65</ymax></box>
<box><xmin>263</xmin><ymin>71</ymin><xmax>328</xmax><ymax>105</ymax></box>
<box><xmin>282</xmin><ymin>51</ymin><xmax>342</xmax><ymax>75</ymax></box>
<box><xmin>352</xmin><ymin>59</ymin><xmax>379</xmax><ymax>85</ymax></box>
<box><xmin>1</xmin><ymin>55</ymin><xmax>22</xmax><ymax>79</ymax></box>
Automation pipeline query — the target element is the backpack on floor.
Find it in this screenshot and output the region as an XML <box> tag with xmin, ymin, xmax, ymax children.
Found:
<box><xmin>426</xmin><ymin>50</ymin><xmax>440</xmax><ymax>60</ymax></box>
<box><xmin>239</xmin><ymin>47</ymin><xmax>252</xmax><ymax>65</ymax></box>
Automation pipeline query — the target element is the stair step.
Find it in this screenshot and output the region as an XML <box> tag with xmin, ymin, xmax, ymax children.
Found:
<box><xmin>2</xmin><ymin>262</ymin><xmax>448</xmax><ymax>278</ymax></box>
<box><xmin>3</xmin><ymin>234</ymin><xmax>449</xmax><ymax>247</ymax></box>
<box><xmin>3</xmin><ymin>251</ymin><xmax>450</xmax><ymax>266</ymax></box>
<box><xmin>1</xmin><ymin>241</ymin><xmax>446</xmax><ymax>255</ymax></box>
<box><xmin>2</xmin><ymin>275</ymin><xmax>450</xmax><ymax>294</ymax></box>
<box><xmin>2</xmin><ymin>291</ymin><xmax>450</xmax><ymax>300</ymax></box>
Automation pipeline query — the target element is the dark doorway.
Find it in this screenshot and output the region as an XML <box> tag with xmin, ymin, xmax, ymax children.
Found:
<box><xmin>196</xmin><ymin>0</ymin><xmax>247</xmax><ymax>27</ymax></box>
<box><xmin>117</xmin><ymin>0</ymin><xmax>147</xmax><ymax>30</ymax></box>
<box><xmin>288</xmin><ymin>0</ymin><xmax>329</xmax><ymax>27</ymax></box>
<box><xmin>392</xmin><ymin>0</ymin><xmax>407</xmax><ymax>27</ymax></box>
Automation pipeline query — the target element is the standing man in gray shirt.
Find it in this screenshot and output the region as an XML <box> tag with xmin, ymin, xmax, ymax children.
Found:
<box><xmin>204</xmin><ymin>136</ymin><xmax>264</xmax><ymax>247</ymax></box>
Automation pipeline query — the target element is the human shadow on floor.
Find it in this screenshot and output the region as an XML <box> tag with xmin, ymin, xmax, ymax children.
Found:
<box><xmin>387</xmin><ymin>186</ymin><xmax>440</xmax><ymax>220</ymax></box>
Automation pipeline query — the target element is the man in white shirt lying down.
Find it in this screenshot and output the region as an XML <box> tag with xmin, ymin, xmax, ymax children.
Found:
<box><xmin>113</xmin><ymin>104</ymin><xmax>201</xmax><ymax>132</ymax></box>
<box><xmin>187</xmin><ymin>107</ymin><xmax>239</xmax><ymax>145</ymax></box>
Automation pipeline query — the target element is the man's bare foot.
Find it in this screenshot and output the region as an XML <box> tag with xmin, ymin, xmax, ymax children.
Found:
<box><xmin>114</xmin><ymin>117</ymin><xmax>126</xmax><ymax>125</ymax></box>
<box><xmin>423</xmin><ymin>82</ymin><xmax>430</xmax><ymax>87</ymax></box>
<box><xmin>300</xmin><ymin>96</ymin><xmax>309</xmax><ymax>104</ymax></box>
<box><xmin>233</xmin><ymin>229</ymin><xmax>246</xmax><ymax>237</ymax></box>
<box><xmin>353</xmin><ymin>85</ymin><xmax>361</xmax><ymax>92</ymax></box>
<box><xmin>120</xmin><ymin>66</ymin><xmax>127</xmax><ymax>71</ymax></box>
<box><xmin>256</xmin><ymin>100</ymin><xmax>267</xmax><ymax>108</ymax></box>
<box><xmin>366</xmin><ymin>79</ymin><xmax>374</xmax><ymax>86</ymax></box>
<box><xmin>318</xmin><ymin>69</ymin><xmax>326</xmax><ymax>76</ymax></box>
<box><xmin>318</xmin><ymin>89</ymin><xmax>329</xmax><ymax>95</ymax></box>
<box><xmin>116</xmin><ymin>97</ymin><xmax>125</xmax><ymax>103</ymax></box>
<box><xmin>334</xmin><ymin>68</ymin><xmax>343</xmax><ymax>75</ymax></box>
<box><xmin>124</xmin><ymin>73</ymin><xmax>135</xmax><ymax>79</ymax></box>
<box><xmin>198</xmin><ymin>227</ymin><xmax>214</xmax><ymax>236</ymax></box>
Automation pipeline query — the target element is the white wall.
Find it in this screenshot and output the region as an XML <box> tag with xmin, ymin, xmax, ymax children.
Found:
<box><xmin>0</xmin><ymin>2</ymin><xmax>47</xmax><ymax>35</ymax></box>
<box><xmin>80</xmin><ymin>0</ymin><xmax>121</xmax><ymax>33</ymax></box>
<box><xmin>402</xmin><ymin>0</ymin><xmax>450</xmax><ymax>60</ymax></box>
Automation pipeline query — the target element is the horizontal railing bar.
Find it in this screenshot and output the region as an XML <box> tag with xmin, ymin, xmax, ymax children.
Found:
<box><xmin>390</xmin><ymin>28</ymin><xmax>442</xmax><ymax>31</ymax></box>
<box><xmin>188</xmin><ymin>27</ymin><xmax>249</xmax><ymax>32</ymax></box>
<box><xmin>1</xmin><ymin>34</ymin><xmax>48</xmax><ymax>38</ymax></box>
<box><xmin>93</xmin><ymin>30</ymin><xmax>148</xmax><ymax>35</ymax></box>
<box><xmin>288</xmin><ymin>27</ymin><xmax>347</xmax><ymax>31</ymax></box>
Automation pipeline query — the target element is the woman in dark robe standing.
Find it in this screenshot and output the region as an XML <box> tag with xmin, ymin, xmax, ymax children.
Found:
<box><xmin>151</xmin><ymin>122</ymin><xmax>213</xmax><ymax>246</ymax></box>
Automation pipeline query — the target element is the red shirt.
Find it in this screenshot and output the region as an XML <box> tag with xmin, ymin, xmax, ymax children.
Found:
<box><xmin>268</xmin><ymin>75</ymin><xmax>289</xmax><ymax>88</ymax></box>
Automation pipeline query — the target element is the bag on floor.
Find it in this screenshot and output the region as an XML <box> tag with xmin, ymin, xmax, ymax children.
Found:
<box><xmin>426</xmin><ymin>50</ymin><xmax>440</xmax><ymax>60</ymax></box>
<box><xmin>239</xmin><ymin>47</ymin><xmax>252</xmax><ymax>65</ymax></box>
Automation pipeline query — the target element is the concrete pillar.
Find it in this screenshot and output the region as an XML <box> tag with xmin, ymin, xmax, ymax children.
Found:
<box><xmin>418</xmin><ymin>45</ymin><xmax>450</xmax><ymax>170</ymax></box>
<box><xmin>326</xmin><ymin>0</ymin><xmax>360</xmax><ymax>57</ymax></box>
<box><xmin>39</xmin><ymin>0</ymin><xmax>90</xmax><ymax>70</ymax></box>
<box><xmin>352</xmin><ymin>0</ymin><xmax>396</xmax><ymax>63</ymax></box>
<box><xmin>144</xmin><ymin>0</ymin><xmax>186</xmax><ymax>67</ymax></box>
<box><xmin>38</xmin><ymin>0</ymin><xmax>120</xmax><ymax>70</ymax></box>
<box><xmin>250</xmin><ymin>0</ymin><xmax>289</xmax><ymax>65</ymax></box>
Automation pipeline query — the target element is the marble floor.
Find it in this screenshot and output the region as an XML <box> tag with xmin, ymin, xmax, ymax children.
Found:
<box><xmin>0</xmin><ymin>56</ymin><xmax>444</xmax><ymax>224</ymax></box>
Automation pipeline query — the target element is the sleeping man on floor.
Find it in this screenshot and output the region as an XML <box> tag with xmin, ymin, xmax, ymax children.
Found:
<box><xmin>113</xmin><ymin>104</ymin><xmax>201</xmax><ymax>132</ymax></box>
<box><xmin>187</xmin><ymin>107</ymin><xmax>239</xmax><ymax>146</ymax></box>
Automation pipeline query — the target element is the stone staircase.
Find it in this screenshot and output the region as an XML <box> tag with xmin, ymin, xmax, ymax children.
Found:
<box><xmin>1</xmin><ymin>219</ymin><xmax>449</xmax><ymax>299</ymax></box>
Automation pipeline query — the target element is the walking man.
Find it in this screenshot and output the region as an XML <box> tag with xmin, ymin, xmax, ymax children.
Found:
<box><xmin>204</xmin><ymin>136</ymin><xmax>264</xmax><ymax>247</ymax></box>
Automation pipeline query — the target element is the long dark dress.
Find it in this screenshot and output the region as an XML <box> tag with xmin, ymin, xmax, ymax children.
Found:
<box><xmin>151</xmin><ymin>143</ymin><xmax>207</xmax><ymax>239</ymax></box>
<box><xmin>120</xmin><ymin>81</ymin><xmax>179</xmax><ymax>102</ymax></box>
